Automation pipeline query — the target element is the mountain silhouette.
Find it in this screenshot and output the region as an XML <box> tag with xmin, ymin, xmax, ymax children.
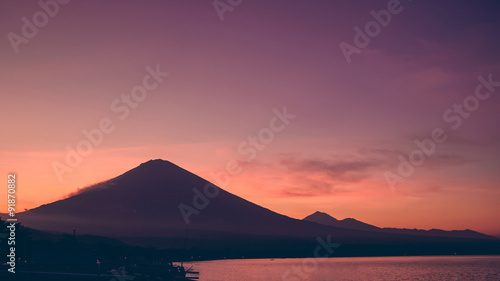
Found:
<box><xmin>16</xmin><ymin>159</ymin><xmax>498</xmax><ymax>255</ymax></box>
<box><xmin>18</xmin><ymin>160</ymin><xmax>353</xmax><ymax>241</ymax></box>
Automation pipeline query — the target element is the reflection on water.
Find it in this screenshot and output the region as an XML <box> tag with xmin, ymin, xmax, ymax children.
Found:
<box><xmin>185</xmin><ymin>255</ymin><xmax>500</xmax><ymax>281</ymax></box>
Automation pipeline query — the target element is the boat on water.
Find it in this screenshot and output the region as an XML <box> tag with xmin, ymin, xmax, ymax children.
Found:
<box><xmin>123</xmin><ymin>263</ymin><xmax>199</xmax><ymax>280</ymax></box>
<box><xmin>0</xmin><ymin>263</ymin><xmax>199</xmax><ymax>281</ymax></box>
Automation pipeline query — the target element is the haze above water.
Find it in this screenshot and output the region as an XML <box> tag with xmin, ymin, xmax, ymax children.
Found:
<box><xmin>185</xmin><ymin>256</ymin><xmax>500</xmax><ymax>281</ymax></box>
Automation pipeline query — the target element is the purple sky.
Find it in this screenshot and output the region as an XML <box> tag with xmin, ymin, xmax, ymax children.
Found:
<box><xmin>1</xmin><ymin>0</ymin><xmax>500</xmax><ymax>235</ymax></box>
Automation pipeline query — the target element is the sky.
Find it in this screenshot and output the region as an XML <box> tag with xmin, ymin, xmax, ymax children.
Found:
<box><xmin>1</xmin><ymin>0</ymin><xmax>499</xmax><ymax>236</ymax></box>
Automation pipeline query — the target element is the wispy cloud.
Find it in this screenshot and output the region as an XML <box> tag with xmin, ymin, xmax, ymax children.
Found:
<box><xmin>239</xmin><ymin>154</ymin><xmax>385</xmax><ymax>198</ymax></box>
<box><xmin>279</xmin><ymin>156</ymin><xmax>379</xmax><ymax>183</ymax></box>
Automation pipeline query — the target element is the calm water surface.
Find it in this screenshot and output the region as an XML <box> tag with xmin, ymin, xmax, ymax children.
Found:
<box><xmin>184</xmin><ymin>256</ymin><xmax>500</xmax><ymax>281</ymax></box>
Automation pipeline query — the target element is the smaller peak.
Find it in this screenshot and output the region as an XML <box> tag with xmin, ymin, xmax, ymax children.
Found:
<box><xmin>303</xmin><ymin>211</ymin><xmax>338</xmax><ymax>222</ymax></box>
<box><xmin>306</xmin><ymin>211</ymin><xmax>337</xmax><ymax>220</ymax></box>
<box><xmin>312</xmin><ymin>211</ymin><xmax>332</xmax><ymax>217</ymax></box>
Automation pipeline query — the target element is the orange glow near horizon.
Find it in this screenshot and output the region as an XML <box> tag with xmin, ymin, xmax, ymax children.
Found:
<box><xmin>2</xmin><ymin>146</ymin><xmax>500</xmax><ymax>236</ymax></box>
<box><xmin>1</xmin><ymin>0</ymin><xmax>500</xmax><ymax>238</ymax></box>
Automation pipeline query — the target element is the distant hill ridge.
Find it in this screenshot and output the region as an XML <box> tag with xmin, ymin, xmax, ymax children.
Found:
<box><xmin>302</xmin><ymin>211</ymin><xmax>495</xmax><ymax>240</ymax></box>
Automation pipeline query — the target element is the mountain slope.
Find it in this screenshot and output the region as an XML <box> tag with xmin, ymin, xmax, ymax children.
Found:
<box><xmin>18</xmin><ymin>160</ymin><xmax>356</xmax><ymax>240</ymax></box>
<box><xmin>16</xmin><ymin>159</ymin><xmax>496</xmax><ymax>252</ymax></box>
